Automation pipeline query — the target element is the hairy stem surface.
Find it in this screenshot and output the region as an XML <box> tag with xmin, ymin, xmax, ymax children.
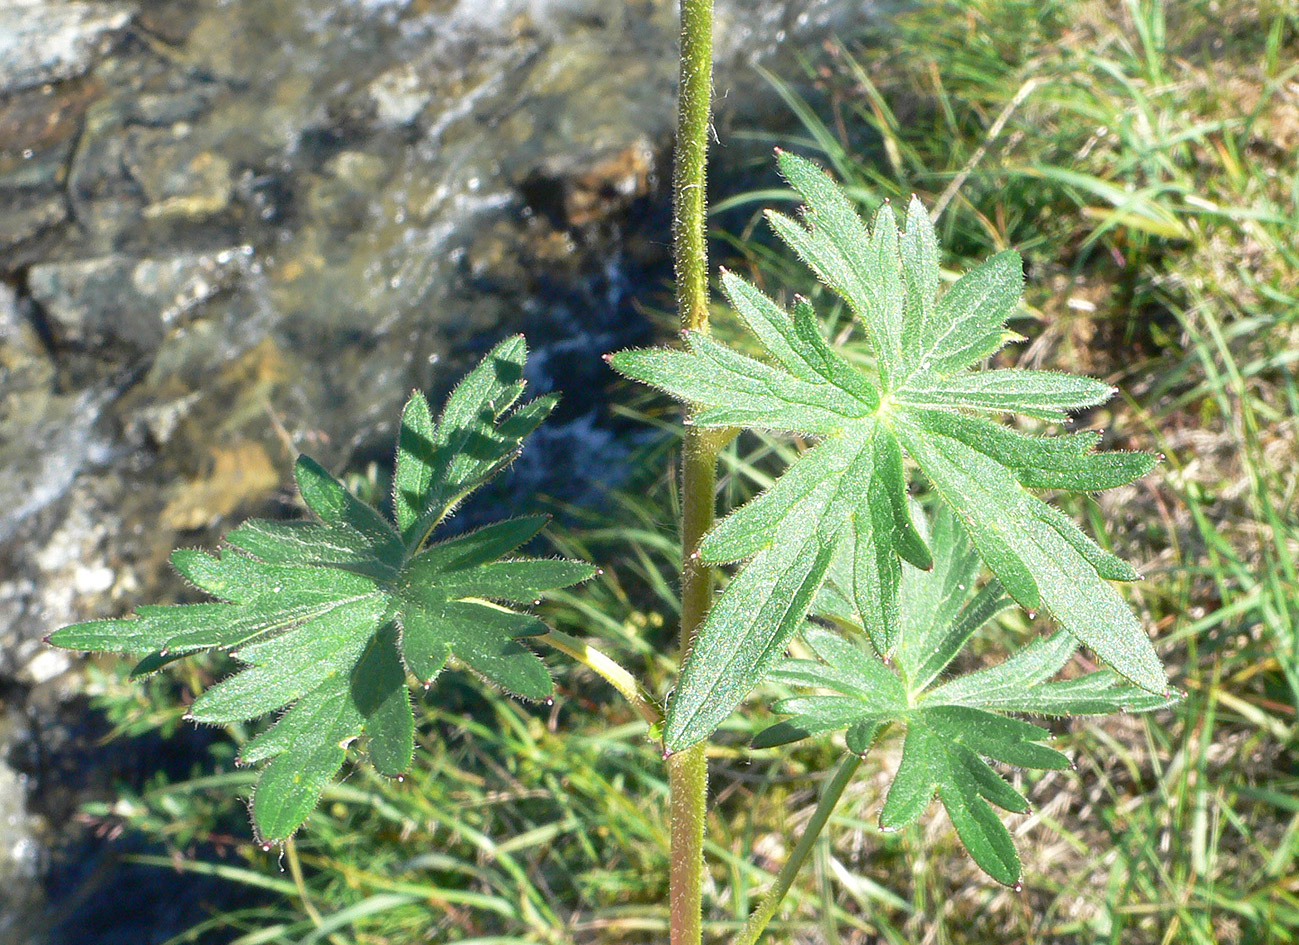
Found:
<box><xmin>668</xmin><ymin>741</ymin><xmax>709</xmax><ymax>945</ymax></box>
<box><xmin>674</xmin><ymin>0</ymin><xmax>714</xmax><ymax>337</ymax></box>
<box><xmin>670</xmin><ymin>1</ymin><xmax>716</xmax><ymax>944</ymax></box>
<box><xmin>734</xmin><ymin>753</ymin><xmax>864</xmax><ymax>945</ymax></box>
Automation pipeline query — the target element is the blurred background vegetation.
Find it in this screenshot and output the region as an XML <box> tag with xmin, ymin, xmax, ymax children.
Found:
<box><xmin>11</xmin><ymin>0</ymin><xmax>1298</xmax><ymax>942</ymax></box>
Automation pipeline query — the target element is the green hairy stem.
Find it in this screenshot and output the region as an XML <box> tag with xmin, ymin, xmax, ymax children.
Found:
<box><xmin>673</xmin><ymin>0</ymin><xmax>714</xmax><ymax>338</ymax></box>
<box><xmin>669</xmin><ymin>2</ymin><xmax>716</xmax><ymax>944</ymax></box>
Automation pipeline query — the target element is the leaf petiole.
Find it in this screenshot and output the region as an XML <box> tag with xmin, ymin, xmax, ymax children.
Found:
<box><xmin>734</xmin><ymin>750</ymin><xmax>866</xmax><ymax>945</ymax></box>
<box><xmin>537</xmin><ymin>630</ymin><xmax>663</xmax><ymax>726</ymax></box>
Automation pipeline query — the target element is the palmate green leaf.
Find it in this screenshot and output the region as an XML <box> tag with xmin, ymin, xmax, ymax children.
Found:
<box><xmin>610</xmin><ymin>152</ymin><xmax>1164</xmax><ymax>751</ymax></box>
<box><xmin>759</xmin><ymin>510</ymin><xmax>1179</xmax><ymax>885</ymax></box>
<box><xmin>49</xmin><ymin>337</ymin><xmax>593</xmax><ymax>843</ymax></box>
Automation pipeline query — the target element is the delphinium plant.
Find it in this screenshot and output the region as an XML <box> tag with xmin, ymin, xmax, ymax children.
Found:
<box><xmin>48</xmin><ymin>1</ymin><xmax>1178</xmax><ymax>941</ymax></box>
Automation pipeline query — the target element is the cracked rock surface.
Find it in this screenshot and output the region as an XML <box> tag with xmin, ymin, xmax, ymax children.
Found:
<box><xmin>0</xmin><ymin>1</ymin><xmax>135</xmax><ymax>93</ymax></box>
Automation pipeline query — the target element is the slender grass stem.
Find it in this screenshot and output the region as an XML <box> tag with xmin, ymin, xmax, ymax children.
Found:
<box><xmin>733</xmin><ymin>753</ymin><xmax>864</xmax><ymax>945</ymax></box>
<box><xmin>670</xmin><ymin>2</ymin><xmax>716</xmax><ymax>944</ymax></box>
<box><xmin>283</xmin><ymin>837</ymin><xmax>328</xmax><ymax>933</ymax></box>
<box><xmin>537</xmin><ymin>630</ymin><xmax>663</xmax><ymax>726</ymax></box>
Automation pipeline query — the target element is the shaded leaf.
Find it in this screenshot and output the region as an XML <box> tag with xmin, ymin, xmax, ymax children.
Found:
<box><xmin>395</xmin><ymin>336</ymin><xmax>558</xmax><ymax>549</ymax></box>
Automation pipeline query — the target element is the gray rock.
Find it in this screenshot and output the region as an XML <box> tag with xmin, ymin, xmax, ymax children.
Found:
<box><xmin>0</xmin><ymin>382</ymin><xmax>113</xmax><ymax>550</ymax></box>
<box><xmin>0</xmin><ymin>280</ymin><xmax>21</xmax><ymax>339</ymax></box>
<box><xmin>130</xmin><ymin>390</ymin><xmax>202</xmax><ymax>446</ymax></box>
<box><xmin>126</xmin><ymin>125</ymin><xmax>234</xmax><ymax>221</ymax></box>
<box><xmin>0</xmin><ymin>280</ymin><xmax>55</xmax><ymax>404</ymax></box>
<box><xmin>27</xmin><ymin>249</ymin><xmax>245</xmax><ymax>352</ymax></box>
<box><xmin>367</xmin><ymin>63</ymin><xmax>429</xmax><ymax>127</ymax></box>
<box><xmin>64</xmin><ymin>99</ymin><xmax>146</xmax><ymax>244</ymax></box>
<box><xmin>0</xmin><ymin>186</ymin><xmax>67</xmax><ymax>262</ymax></box>
<box><xmin>0</xmin><ymin>1</ymin><xmax>135</xmax><ymax>94</ymax></box>
<box><xmin>0</xmin><ymin>282</ymin><xmax>118</xmax><ymax>677</ymax></box>
<box><xmin>0</xmin><ymin>727</ymin><xmax>43</xmax><ymax>945</ymax></box>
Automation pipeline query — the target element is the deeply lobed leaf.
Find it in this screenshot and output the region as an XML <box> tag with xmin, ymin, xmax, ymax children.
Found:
<box><xmin>49</xmin><ymin>337</ymin><xmax>594</xmax><ymax>842</ymax></box>
<box><xmin>758</xmin><ymin>508</ymin><xmax>1179</xmax><ymax>884</ymax></box>
<box><xmin>610</xmin><ymin>154</ymin><xmax>1166</xmax><ymax>750</ymax></box>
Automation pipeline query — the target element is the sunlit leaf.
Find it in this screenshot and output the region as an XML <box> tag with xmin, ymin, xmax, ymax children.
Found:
<box><xmin>50</xmin><ymin>337</ymin><xmax>593</xmax><ymax>842</ymax></box>
<box><xmin>611</xmin><ymin>153</ymin><xmax>1164</xmax><ymax>751</ymax></box>
<box><xmin>758</xmin><ymin>508</ymin><xmax>1179</xmax><ymax>884</ymax></box>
